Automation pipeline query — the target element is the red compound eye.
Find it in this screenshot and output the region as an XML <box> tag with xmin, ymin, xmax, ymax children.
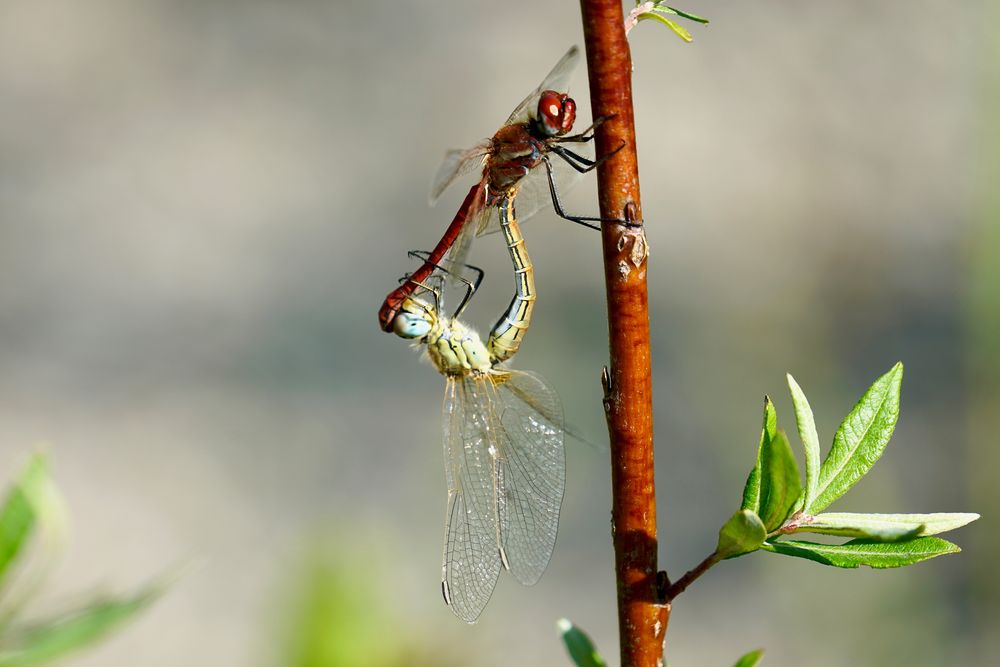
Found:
<box><xmin>536</xmin><ymin>90</ymin><xmax>576</xmax><ymax>136</ymax></box>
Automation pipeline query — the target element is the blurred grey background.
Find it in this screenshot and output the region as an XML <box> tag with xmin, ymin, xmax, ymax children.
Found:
<box><xmin>0</xmin><ymin>1</ymin><xmax>996</xmax><ymax>665</ymax></box>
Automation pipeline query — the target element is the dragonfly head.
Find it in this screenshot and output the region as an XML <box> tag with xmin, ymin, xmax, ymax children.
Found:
<box><xmin>392</xmin><ymin>298</ymin><xmax>436</xmax><ymax>340</ymax></box>
<box><xmin>534</xmin><ymin>90</ymin><xmax>576</xmax><ymax>137</ymax></box>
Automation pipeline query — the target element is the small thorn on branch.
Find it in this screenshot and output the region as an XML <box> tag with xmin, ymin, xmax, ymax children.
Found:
<box><xmin>601</xmin><ymin>365</ymin><xmax>614</xmax><ymax>411</ymax></box>
<box><xmin>623</xmin><ymin>201</ymin><xmax>642</xmax><ymax>227</ymax></box>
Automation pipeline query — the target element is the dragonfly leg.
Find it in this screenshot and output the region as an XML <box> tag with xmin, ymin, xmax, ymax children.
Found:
<box><xmin>398</xmin><ymin>262</ymin><xmax>446</xmax><ymax>298</ymax></box>
<box><xmin>554</xmin><ymin>146</ymin><xmax>598</xmax><ymax>169</ymax></box>
<box><xmin>557</xmin><ymin>114</ymin><xmax>616</xmax><ymax>143</ymax></box>
<box><xmin>406</xmin><ymin>250</ymin><xmax>485</xmax><ymax>295</ymax></box>
<box><xmin>447</xmin><ymin>267</ymin><xmax>483</xmax><ymax>320</ymax></box>
<box><xmin>543</xmin><ymin>155</ymin><xmax>632</xmax><ymax>228</ymax></box>
<box><xmin>405</xmin><ymin>250</ymin><xmax>485</xmax><ymax>320</ymax></box>
<box><xmin>550</xmin><ymin>141</ymin><xmax>626</xmax><ymax>175</ymax></box>
<box><xmin>406</xmin><ymin>276</ymin><xmax>442</xmax><ymax>314</ymax></box>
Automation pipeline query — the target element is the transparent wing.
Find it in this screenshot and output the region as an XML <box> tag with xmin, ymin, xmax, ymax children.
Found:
<box><xmin>429</xmin><ymin>142</ymin><xmax>490</xmax><ymax>205</ymax></box>
<box><xmin>441</xmin><ymin>377</ymin><xmax>502</xmax><ymax>623</ymax></box>
<box><xmin>505</xmin><ymin>45</ymin><xmax>581</xmax><ymax>127</ymax></box>
<box><xmin>436</xmin><ymin>199</ymin><xmax>491</xmax><ymax>316</ymax></box>
<box><xmin>491</xmin><ymin>370</ymin><xmax>566</xmax><ymax>586</ymax></box>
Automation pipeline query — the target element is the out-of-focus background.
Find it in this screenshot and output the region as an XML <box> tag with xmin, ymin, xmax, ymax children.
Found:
<box><xmin>0</xmin><ymin>1</ymin><xmax>996</xmax><ymax>665</ymax></box>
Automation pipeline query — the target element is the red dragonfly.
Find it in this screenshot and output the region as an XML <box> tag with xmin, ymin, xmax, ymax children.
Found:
<box><xmin>378</xmin><ymin>45</ymin><xmax>617</xmax><ymax>333</ymax></box>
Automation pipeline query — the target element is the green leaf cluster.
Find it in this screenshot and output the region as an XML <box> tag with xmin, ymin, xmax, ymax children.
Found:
<box><xmin>716</xmin><ymin>363</ymin><xmax>978</xmax><ymax>569</ymax></box>
<box><xmin>0</xmin><ymin>454</ymin><xmax>161</xmax><ymax>666</ymax></box>
<box><xmin>633</xmin><ymin>1</ymin><xmax>710</xmax><ymax>43</ymax></box>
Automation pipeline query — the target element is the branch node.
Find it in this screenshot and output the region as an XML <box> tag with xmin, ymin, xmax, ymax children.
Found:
<box><xmin>623</xmin><ymin>201</ymin><xmax>642</xmax><ymax>227</ymax></box>
<box><xmin>601</xmin><ymin>365</ymin><xmax>615</xmax><ymax>414</ymax></box>
<box><xmin>655</xmin><ymin>569</ymin><xmax>670</xmax><ymax>602</ymax></box>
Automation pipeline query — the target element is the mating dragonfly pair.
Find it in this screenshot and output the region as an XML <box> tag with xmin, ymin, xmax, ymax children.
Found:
<box><xmin>378</xmin><ymin>46</ymin><xmax>619</xmax><ymax>623</ymax></box>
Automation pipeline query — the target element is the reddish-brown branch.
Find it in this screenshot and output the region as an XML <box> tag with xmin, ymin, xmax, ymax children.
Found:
<box><xmin>579</xmin><ymin>2</ymin><xmax>668</xmax><ymax>665</ymax></box>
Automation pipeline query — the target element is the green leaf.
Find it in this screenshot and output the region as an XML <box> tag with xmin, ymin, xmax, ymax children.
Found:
<box><xmin>811</xmin><ymin>362</ymin><xmax>904</xmax><ymax>513</ymax></box>
<box><xmin>716</xmin><ymin>510</ymin><xmax>767</xmax><ymax>559</ymax></box>
<box><xmin>654</xmin><ymin>3</ymin><xmax>711</xmax><ymax>24</ymax></box>
<box><xmin>761</xmin><ymin>536</ymin><xmax>960</xmax><ymax>568</ymax></box>
<box><xmin>0</xmin><ymin>457</ymin><xmax>44</xmax><ymax>588</ymax></box>
<box><xmin>642</xmin><ymin>11</ymin><xmax>694</xmax><ymax>42</ymax></box>
<box><xmin>0</xmin><ymin>584</ymin><xmax>161</xmax><ymax>667</ymax></box>
<box><xmin>733</xmin><ymin>648</ymin><xmax>765</xmax><ymax>667</ymax></box>
<box><xmin>796</xmin><ymin>512</ymin><xmax>979</xmax><ymax>541</ymax></box>
<box><xmin>786</xmin><ymin>374</ymin><xmax>821</xmax><ymax>512</ymax></box>
<box><xmin>557</xmin><ymin>618</ymin><xmax>606</xmax><ymax>667</ymax></box>
<box><xmin>0</xmin><ymin>455</ymin><xmax>65</xmax><ymax>591</ymax></box>
<box><xmin>741</xmin><ymin>396</ymin><xmax>777</xmax><ymax>514</ymax></box>
<box><xmin>758</xmin><ymin>430</ymin><xmax>802</xmax><ymax>532</ymax></box>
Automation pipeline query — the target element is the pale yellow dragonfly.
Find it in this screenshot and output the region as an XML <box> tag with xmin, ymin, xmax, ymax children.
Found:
<box><xmin>391</xmin><ymin>190</ymin><xmax>564</xmax><ymax>623</ymax></box>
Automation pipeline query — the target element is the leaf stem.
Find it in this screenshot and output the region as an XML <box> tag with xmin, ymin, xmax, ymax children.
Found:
<box><xmin>579</xmin><ymin>1</ymin><xmax>664</xmax><ymax>664</ymax></box>
<box><xmin>662</xmin><ymin>552</ymin><xmax>721</xmax><ymax>601</ymax></box>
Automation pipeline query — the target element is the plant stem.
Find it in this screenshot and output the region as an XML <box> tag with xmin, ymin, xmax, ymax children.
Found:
<box><xmin>579</xmin><ymin>2</ymin><xmax>666</xmax><ymax>665</ymax></box>
<box><xmin>662</xmin><ymin>553</ymin><xmax>720</xmax><ymax>601</ymax></box>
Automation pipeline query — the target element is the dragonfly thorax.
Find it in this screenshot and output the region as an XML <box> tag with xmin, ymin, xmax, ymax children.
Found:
<box><xmin>426</xmin><ymin>318</ymin><xmax>492</xmax><ymax>376</ymax></box>
<box><xmin>393</xmin><ymin>298</ymin><xmax>492</xmax><ymax>376</ymax></box>
<box><xmin>487</xmin><ymin>125</ymin><xmax>546</xmax><ymax>196</ymax></box>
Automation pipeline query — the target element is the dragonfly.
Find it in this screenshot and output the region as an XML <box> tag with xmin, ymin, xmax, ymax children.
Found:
<box><xmin>391</xmin><ymin>189</ymin><xmax>563</xmax><ymax>623</ymax></box>
<box><xmin>378</xmin><ymin>44</ymin><xmax>618</xmax><ymax>334</ymax></box>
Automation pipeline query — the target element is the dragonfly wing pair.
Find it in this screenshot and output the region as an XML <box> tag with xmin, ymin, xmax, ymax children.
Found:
<box><xmin>441</xmin><ymin>370</ymin><xmax>565</xmax><ymax>623</ymax></box>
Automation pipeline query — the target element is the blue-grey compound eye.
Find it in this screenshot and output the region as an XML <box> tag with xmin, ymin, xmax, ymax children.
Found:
<box><xmin>392</xmin><ymin>312</ymin><xmax>431</xmax><ymax>339</ymax></box>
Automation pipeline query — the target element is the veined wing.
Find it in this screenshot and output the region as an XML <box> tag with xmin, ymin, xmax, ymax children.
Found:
<box><xmin>429</xmin><ymin>142</ymin><xmax>490</xmax><ymax>206</ymax></box>
<box><xmin>437</xmin><ymin>191</ymin><xmax>490</xmax><ymax>314</ymax></box>
<box><xmin>491</xmin><ymin>370</ymin><xmax>565</xmax><ymax>586</ymax></box>
<box><xmin>441</xmin><ymin>376</ymin><xmax>502</xmax><ymax>623</ymax></box>
<box><xmin>504</xmin><ymin>45</ymin><xmax>581</xmax><ymax>127</ymax></box>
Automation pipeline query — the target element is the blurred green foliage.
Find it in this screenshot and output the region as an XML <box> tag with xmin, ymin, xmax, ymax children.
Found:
<box><xmin>0</xmin><ymin>454</ymin><xmax>159</xmax><ymax>667</ymax></box>
<box><xmin>278</xmin><ymin>540</ymin><xmax>460</xmax><ymax>667</ymax></box>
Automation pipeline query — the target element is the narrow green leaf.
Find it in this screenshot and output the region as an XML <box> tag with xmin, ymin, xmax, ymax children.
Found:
<box><xmin>811</xmin><ymin>363</ymin><xmax>904</xmax><ymax>512</ymax></box>
<box><xmin>797</xmin><ymin>512</ymin><xmax>979</xmax><ymax>541</ymax></box>
<box><xmin>557</xmin><ymin>618</ymin><xmax>606</xmax><ymax>667</ymax></box>
<box><xmin>733</xmin><ymin>648</ymin><xmax>765</xmax><ymax>667</ymax></box>
<box><xmin>655</xmin><ymin>3</ymin><xmax>711</xmax><ymax>23</ymax></box>
<box><xmin>786</xmin><ymin>374</ymin><xmax>821</xmax><ymax>512</ymax></box>
<box><xmin>650</xmin><ymin>3</ymin><xmax>679</xmax><ymax>16</ymax></box>
<box><xmin>0</xmin><ymin>585</ymin><xmax>161</xmax><ymax>667</ymax></box>
<box><xmin>761</xmin><ymin>536</ymin><xmax>959</xmax><ymax>568</ymax></box>
<box><xmin>716</xmin><ymin>510</ymin><xmax>767</xmax><ymax>560</ymax></box>
<box><xmin>642</xmin><ymin>11</ymin><xmax>694</xmax><ymax>42</ymax></box>
<box><xmin>758</xmin><ymin>430</ymin><xmax>802</xmax><ymax>532</ymax></box>
<box><xmin>741</xmin><ymin>396</ymin><xmax>777</xmax><ymax>514</ymax></box>
<box><xmin>0</xmin><ymin>454</ymin><xmax>48</xmax><ymax>583</ymax></box>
